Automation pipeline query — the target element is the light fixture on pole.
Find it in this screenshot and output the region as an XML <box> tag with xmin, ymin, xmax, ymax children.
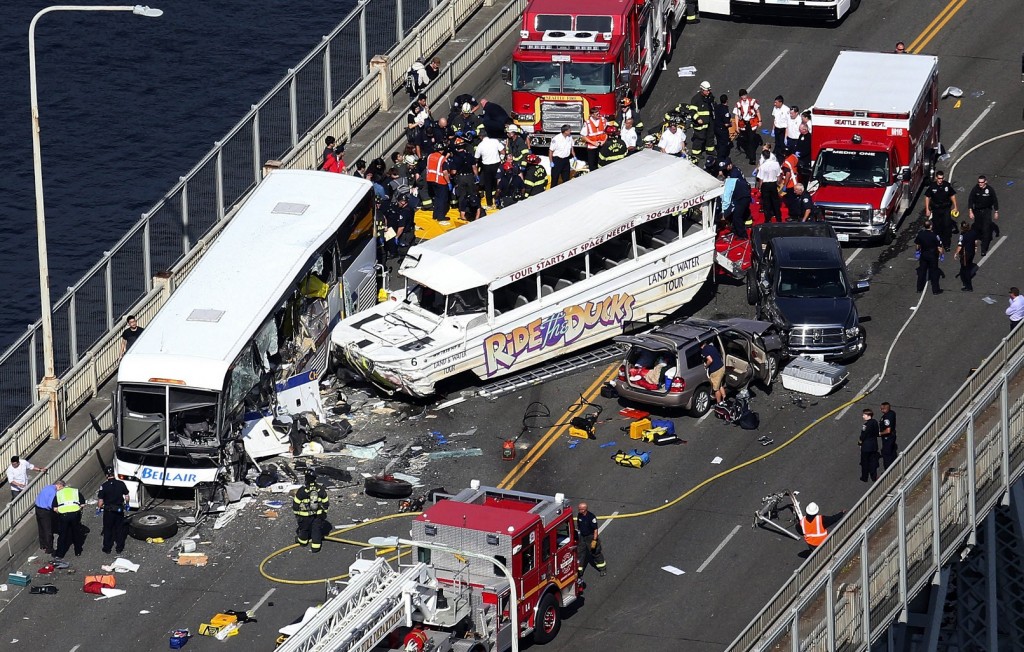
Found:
<box><xmin>29</xmin><ymin>4</ymin><xmax>163</xmax><ymax>438</ymax></box>
<box><xmin>368</xmin><ymin>536</ymin><xmax>521</xmax><ymax>652</ymax></box>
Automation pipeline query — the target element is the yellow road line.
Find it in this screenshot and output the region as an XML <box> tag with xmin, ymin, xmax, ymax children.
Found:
<box><xmin>498</xmin><ymin>362</ymin><xmax>619</xmax><ymax>489</ymax></box>
<box><xmin>907</xmin><ymin>0</ymin><xmax>968</xmax><ymax>54</ymax></box>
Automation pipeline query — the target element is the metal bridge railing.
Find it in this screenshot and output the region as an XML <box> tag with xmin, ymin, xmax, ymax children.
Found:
<box><xmin>728</xmin><ymin>323</ymin><xmax>1024</xmax><ymax>651</ymax></box>
<box><xmin>0</xmin><ymin>0</ymin><xmax>475</xmax><ymax>436</ymax></box>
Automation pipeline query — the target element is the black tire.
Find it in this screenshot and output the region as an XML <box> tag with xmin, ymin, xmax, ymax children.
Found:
<box><xmin>745</xmin><ymin>269</ymin><xmax>759</xmax><ymax>305</ymax></box>
<box><xmin>128</xmin><ymin>509</ymin><xmax>179</xmax><ymax>540</ymax></box>
<box><xmin>364</xmin><ymin>476</ymin><xmax>414</xmax><ymax>499</ymax></box>
<box><xmin>532</xmin><ymin>591</ymin><xmax>562</xmax><ymax>644</ymax></box>
<box><xmin>689</xmin><ymin>384</ymin><xmax>713</xmax><ymax>418</ymax></box>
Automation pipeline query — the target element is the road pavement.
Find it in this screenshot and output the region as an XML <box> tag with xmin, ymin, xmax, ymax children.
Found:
<box><xmin>1</xmin><ymin>0</ymin><xmax>1022</xmax><ymax>649</ymax></box>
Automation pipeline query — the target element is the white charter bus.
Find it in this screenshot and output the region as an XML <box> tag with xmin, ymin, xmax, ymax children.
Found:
<box><xmin>114</xmin><ymin>170</ymin><xmax>376</xmax><ymax>505</ymax></box>
<box><xmin>332</xmin><ymin>150</ymin><xmax>723</xmax><ymax>396</ymax></box>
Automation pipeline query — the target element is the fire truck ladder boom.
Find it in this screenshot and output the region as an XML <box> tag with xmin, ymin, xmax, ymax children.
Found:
<box><xmin>277</xmin><ymin>557</ymin><xmax>429</xmax><ymax>652</ymax></box>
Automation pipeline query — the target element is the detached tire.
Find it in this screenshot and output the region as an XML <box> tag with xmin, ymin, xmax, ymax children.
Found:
<box><xmin>365</xmin><ymin>475</ymin><xmax>414</xmax><ymax>499</ymax></box>
<box><xmin>745</xmin><ymin>270</ymin><xmax>759</xmax><ymax>305</ymax></box>
<box><xmin>128</xmin><ymin>509</ymin><xmax>179</xmax><ymax>540</ymax></box>
<box><xmin>532</xmin><ymin>592</ymin><xmax>562</xmax><ymax>644</ymax></box>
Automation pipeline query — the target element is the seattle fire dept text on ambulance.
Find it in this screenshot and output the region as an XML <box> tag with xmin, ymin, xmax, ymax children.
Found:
<box><xmin>504</xmin><ymin>0</ymin><xmax>684</xmax><ymax>145</ymax></box>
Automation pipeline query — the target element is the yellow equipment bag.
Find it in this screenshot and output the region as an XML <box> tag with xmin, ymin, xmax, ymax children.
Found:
<box><xmin>612</xmin><ymin>449</ymin><xmax>650</xmax><ymax>468</ymax></box>
<box><xmin>629</xmin><ymin>418</ymin><xmax>652</xmax><ymax>440</ymax></box>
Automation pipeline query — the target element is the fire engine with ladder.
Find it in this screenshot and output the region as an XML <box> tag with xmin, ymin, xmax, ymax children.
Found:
<box><xmin>276</xmin><ymin>481</ymin><xmax>581</xmax><ymax>651</ymax></box>
<box><xmin>504</xmin><ymin>0</ymin><xmax>685</xmax><ymax>145</ymax></box>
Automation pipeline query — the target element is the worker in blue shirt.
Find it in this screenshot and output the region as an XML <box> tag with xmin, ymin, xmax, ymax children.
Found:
<box><xmin>35</xmin><ymin>480</ymin><xmax>63</xmax><ymax>555</ymax></box>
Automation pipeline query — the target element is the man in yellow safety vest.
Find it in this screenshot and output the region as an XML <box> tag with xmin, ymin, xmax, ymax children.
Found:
<box><xmin>53</xmin><ymin>482</ymin><xmax>85</xmax><ymax>560</ymax></box>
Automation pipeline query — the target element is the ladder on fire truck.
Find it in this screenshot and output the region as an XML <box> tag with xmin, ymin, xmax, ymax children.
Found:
<box><xmin>276</xmin><ymin>557</ymin><xmax>429</xmax><ymax>652</ymax></box>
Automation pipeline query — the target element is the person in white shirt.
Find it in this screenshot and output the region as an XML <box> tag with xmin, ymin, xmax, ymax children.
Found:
<box><xmin>785</xmin><ymin>105</ymin><xmax>802</xmax><ymax>155</ymax></box>
<box><xmin>771</xmin><ymin>96</ymin><xmax>790</xmax><ymax>155</ymax></box>
<box><xmin>1007</xmin><ymin>287</ymin><xmax>1024</xmax><ymax>330</ymax></box>
<box><xmin>549</xmin><ymin>124</ymin><xmax>575</xmax><ymax>187</ymax></box>
<box><xmin>621</xmin><ymin>117</ymin><xmax>638</xmax><ymax>153</ymax></box>
<box><xmin>755</xmin><ymin>149</ymin><xmax>783</xmax><ymax>222</ymax></box>
<box><xmin>6</xmin><ymin>455</ymin><xmax>47</xmax><ymax>499</ymax></box>
<box><xmin>475</xmin><ymin>135</ymin><xmax>505</xmax><ymax>207</ymax></box>
<box><xmin>658</xmin><ymin>121</ymin><xmax>686</xmax><ymax>156</ymax></box>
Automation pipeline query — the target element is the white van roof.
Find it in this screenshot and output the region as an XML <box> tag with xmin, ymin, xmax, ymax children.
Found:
<box><xmin>118</xmin><ymin>170</ymin><xmax>373</xmax><ymax>391</ymax></box>
<box><xmin>400</xmin><ymin>150</ymin><xmax>722</xmax><ymax>295</ymax></box>
<box><xmin>814</xmin><ymin>51</ymin><xmax>937</xmax><ymax>114</ymax></box>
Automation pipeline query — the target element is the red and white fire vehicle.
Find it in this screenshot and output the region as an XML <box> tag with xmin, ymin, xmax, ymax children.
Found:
<box><xmin>277</xmin><ymin>481</ymin><xmax>581</xmax><ymax>652</ymax></box>
<box><xmin>505</xmin><ymin>0</ymin><xmax>684</xmax><ymax>145</ymax></box>
<box><xmin>809</xmin><ymin>51</ymin><xmax>941</xmax><ymax>244</ymax></box>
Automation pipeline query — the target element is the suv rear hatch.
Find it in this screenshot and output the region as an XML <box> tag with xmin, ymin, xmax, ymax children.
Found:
<box><xmin>615</xmin><ymin>335</ymin><xmax>681</xmax><ymax>395</ymax></box>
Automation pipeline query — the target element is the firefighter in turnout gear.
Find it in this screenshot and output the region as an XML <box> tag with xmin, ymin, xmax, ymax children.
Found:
<box><xmin>616</xmin><ymin>97</ymin><xmax>643</xmax><ymax>134</ymax></box>
<box><xmin>505</xmin><ymin>125</ymin><xmax>530</xmax><ymax>169</ymax></box>
<box><xmin>686</xmin><ymin>81</ymin><xmax>717</xmax><ymax>164</ymax></box>
<box><xmin>293</xmin><ymin>470</ymin><xmax>330</xmax><ymax>553</ymax></box>
<box><xmin>522</xmin><ymin>154</ymin><xmax>548</xmax><ymax>197</ymax></box>
<box><xmin>597</xmin><ymin>124</ymin><xmax>627</xmax><ymax>167</ymax></box>
<box><xmin>576</xmin><ymin>502</ymin><xmax>606</xmax><ymax>577</ymax></box>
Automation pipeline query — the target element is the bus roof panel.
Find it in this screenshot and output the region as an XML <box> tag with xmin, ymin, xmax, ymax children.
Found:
<box><xmin>118</xmin><ymin>170</ymin><xmax>373</xmax><ymax>390</ymax></box>
<box><xmin>400</xmin><ymin>151</ymin><xmax>723</xmax><ymax>295</ymax></box>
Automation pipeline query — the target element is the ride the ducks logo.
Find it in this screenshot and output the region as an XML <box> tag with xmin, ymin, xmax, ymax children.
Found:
<box><xmin>483</xmin><ymin>293</ymin><xmax>635</xmax><ymax>375</ymax></box>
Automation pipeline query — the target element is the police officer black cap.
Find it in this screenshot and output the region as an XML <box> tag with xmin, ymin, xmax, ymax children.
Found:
<box><xmin>304</xmin><ymin>470</ymin><xmax>317</xmax><ymax>484</ymax></box>
<box><xmin>105</xmin><ymin>466</ymin><xmax>114</xmax><ymax>476</ymax></box>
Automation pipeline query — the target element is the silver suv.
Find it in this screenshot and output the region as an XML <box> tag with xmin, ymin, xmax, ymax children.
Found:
<box><xmin>614</xmin><ymin>318</ymin><xmax>784</xmax><ymax>416</ymax></box>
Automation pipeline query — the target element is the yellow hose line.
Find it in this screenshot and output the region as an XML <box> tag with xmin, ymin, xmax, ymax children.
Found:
<box><xmin>258</xmin><ymin>512</ymin><xmax>418</xmax><ymax>585</ymax></box>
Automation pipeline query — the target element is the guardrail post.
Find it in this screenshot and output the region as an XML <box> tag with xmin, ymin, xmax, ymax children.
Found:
<box><xmin>343</xmin><ymin>103</ymin><xmax>353</xmax><ymax>142</ymax></box>
<box><xmin>251</xmin><ymin>108</ymin><xmax>262</xmax><ymax>184</ymax></box>
<box><xmin>1001</xmin><ymin>373</ymin><xmax>1011</xmax><ymax>495</ymax></box>
<box><xmin>450</xmin><ymin>0</ymin><xmax>457</xmax><ymax>38</ymax></box>
<box><xmin>263</xmin><ymin>160</ymin><xmax>283</xmax><ymax>178</ymax></box>
<box><xmin>153</xmin><ymin>270</ymin><xmax>174</xmax><ymax>303</ymax></box>
<box><xmin>289</xmin><ymin>71</ymin><xmax>299</xmax><ymax>147</ymax></box>
<box><xmin>180</xmin><ymin>178</ymin><xmax>191</xmax><ymax>255</ymax></box>
<box><xmin>966</xmin><ymin>418</ymin><xmax>977</xmax><ymax>528</ymax></box>
<box><xmin>370</xmin><ymin>56</ymin><xmax>393</xmax><ymax>111</ymax></box>
<box><xmin>359</xmin><ymin>4</ymin><xmax>369</xmax><ymax>77</ymax></box>
<box><xmin>396</xmin><ymin>0</ymin><xmax>404</xmax><ymax>39</ymax></box>
<box><xmin>68</xmin><ymin>290</ymin><xmax>78</xmax><ymax>365</ymax></box>
<box><xmin>215</xmin><ymin>147</ymin><xmax>225</xmax><ymax>221</ymax></box>
<box><xmin>323</xmin><ymin>39</ymin><xmax>333</xmax><ymax>113</ymax></box>
<box><xmin>860</xmin><ymin>537</ymin><xmax>871</xmax><ymax>644</ymax></box>
<box><xmin>143</xmin><ymin>217</ymin><xmax>152</xmax><ymax>289</ymax></box>
<box><xmin>28</xmin><ymin>327</ymin><xmax>38</xmax><ymax>392</ymax></box>
<box><xmin>896</xmin><ymin>488</ymin><xmax>909</xmax><ymax>621</ymax></box>
<box><xmin>104</xmin><ymin>255</ymin><xmax>114</xmax><ymax>331</ymax></box>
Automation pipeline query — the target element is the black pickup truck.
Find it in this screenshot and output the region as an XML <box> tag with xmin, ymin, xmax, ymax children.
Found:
<box><xmin>746</xmin><ymin>223</ymin><xmax>869</xmax><ymax>361</ymax></box>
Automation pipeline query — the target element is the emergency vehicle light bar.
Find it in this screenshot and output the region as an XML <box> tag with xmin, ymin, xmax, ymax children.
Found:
<box><xmin>815</xmin><ymin>108</ymin><xmax>908</xmax><ymax>120</ymax></box>
<box><xmin>519</xmin><ymin>40</ymin><xmax>610</xmax><ymax>52</ymax></box>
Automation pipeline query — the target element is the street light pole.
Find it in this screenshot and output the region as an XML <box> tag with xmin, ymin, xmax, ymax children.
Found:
<box><xmin>371</xmin><ymin>536</ymin><xmax>521</xmax><ymax>652</ymax></box>
<box><xmin>29</xmin><ymin>5</ymin><xmax>163</xmax><ymax>438</ymax></box>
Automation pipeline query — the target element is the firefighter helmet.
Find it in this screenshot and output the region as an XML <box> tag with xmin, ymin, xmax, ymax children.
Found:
<box><xmin>525</xmin><ymin>153</ymin><xmax>541</xmax><ymax>165</ymax></box>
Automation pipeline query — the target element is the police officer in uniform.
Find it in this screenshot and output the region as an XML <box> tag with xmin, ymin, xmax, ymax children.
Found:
<box><xmin>597</xmin><ymin>124</ymin><xmax>627</xmax><ymax>167</ymax></box>
<box><xmin>914</xmin><ymin>219</ymin><xmax>943</xmax><ymax>294</ymax></box>
<box><xmin>968</xmin><ymin>175</ymin><xmax>1000</xmax><ymax>256</ymax></box>
<box><xmin>446</xmin><ymin>138</ymin><xmax>477</xmax><ymax>205</ymax></box>
<box><xmin>292</xmin><ymin>470</ymin><xmax>330</xmax><ymax>553</ymax></box>
<box><xmin>576</xmin><ymin>502</ymin><xmax>606</xmax><ymax>577</ymax></box>
<box><xmin>879</xmin><ymin>402</ymin><xmax>898</xmax><ymax>471</ymax></box>
<box><xmin>522</xmin><ymin>154</ymin><xmax>548</xmax><ymax>197</ymax></box>
<box><xmin>713</xmin><ymin>94</ymin><xmax>732</xmax><ymax>160</ymax></box>
<box><xmin>924</xmin><ymin>171</ymin><xmax>959</xmax><ymax>250</ymax></box>
<box><xmin>382</xmin><ymin>193</ymin><xmax>415</xmax><ymax>259</ymax></box>
<box><xmin>858</xmin><ymin>409</ymin><xmax>881</xmax><ymax>483</ymax></box>
<box><xmin>97</xmin><ymin>466</ymin><xmax>130</xmax><ymax>554</ymax></box>
<box><xmin>686</xmin><ymin>81</ymin><xmax>716</xmax><ymax>164</ymax></box>
<box><xmin>53</xmin><ymin>481</ymin><xmax>85</xmax><ymax>559</ymax></box>
<box><xmin>794</xmin><ymin>183</ymin><xmax>816</xmax><ymax>222</ymax></box>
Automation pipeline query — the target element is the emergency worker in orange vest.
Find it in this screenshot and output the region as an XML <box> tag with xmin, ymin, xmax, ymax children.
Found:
<box><xmin>580</xmin><ymin>106</ymin><xmax>608</xmax><ymax>172</ymax></box>
<box><xmin>732</xmin><ymin>88</ymin><xmax>762</xmax><ymax>166</ymax></box>
<box><xmin>800</xmin><ymin>502</ymin><xmax>844</xmax><ymax>551</ymax></box>
<box><xmin>779</xmin><ymin>153</ymin><xmax>800</xmax><ymax>220</ymax></box>
<box><xmin>424</xmin><ymin>145</ymin><xmax>451</xmax><ymax>222</ymax></box>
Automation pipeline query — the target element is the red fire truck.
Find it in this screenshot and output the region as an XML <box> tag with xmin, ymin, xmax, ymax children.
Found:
<box><xmin>809</xmin><ymin>51</ymin><xmax>941</xmax><ymax>244</ymax></box>
<box><xmin>504</xmin><ymin>0</ymin><xmax>685</xmax><ymax>145</ymax></box>
<box><xmin>277</xmin><ymin>481</ymin><xmax>581</xmax><ymax>652</ymax></box>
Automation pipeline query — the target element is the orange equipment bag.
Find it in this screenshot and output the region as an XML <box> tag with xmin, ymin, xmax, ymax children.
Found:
<box><xmin>83</xmin><ymin>574</ymin><xmax>116</xmax><ymax>594</ymax></box>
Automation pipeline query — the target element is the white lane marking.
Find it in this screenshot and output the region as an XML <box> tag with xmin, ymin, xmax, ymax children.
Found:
<box><xmin>697</xmin><ymin>409</ymin><xmax>713</xmax><ymax>424</ymax></box>
<box><xmin>696</xmin><ymin>525</ymin><xmax>742</xmax><ymax>573</ymax></box>
<box><xmin>598</xmin><ymin>511</ymin><xmax>619</xmax><ymax>535</ymax></box>
<box><xmin>834</xmin><ymin>373</ymin><xmax>880</xmax><ymax>421</ymax></box>
<box><xmin>977</xmin><ymin>235</ymin><xmax>1007</xmax><ymax>266</ymax></box>
<box><xmin>845</xmin><ymin>248</ymin><xmax>863</xmax><ymax>265</ymax></box>
<box><xmin>949</xmin><ymin>102</ymin><xmax>997</xmax><ymax>153</ymax></box>
<box><xmin>747</xmin><ymin>50</ymin><xmax>789</xmax><ymax>94</ymax></box>
<box><xmin>250</xmin><ymin>588</ymin><xmax>276</xmax><ymax>614</ymax></box>
<box><xmin>69</xmin><ymin>647</ymin><xmax>80</xmax><ymax>652</ymax></box>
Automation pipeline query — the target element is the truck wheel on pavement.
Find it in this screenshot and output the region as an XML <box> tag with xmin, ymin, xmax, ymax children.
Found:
<box><xmin>745</xmin><ymin>269</ymin><xmax>759</xmax><ymax>305</ymax></box>
<box><xmin>128</xmin><ymin>509</ymin><xmax>179</xmax><ymax>541</ymax></box>
<box><xmin>365</xmin><ymin>475</ymin><xmax>414</xmax><ymax>499</ymax></box>
<box><xmin>532</xmin><ymin>592</ymin><xmax>562</xmax><ymax>644</ymax></box>
<box><xmin>689</xmin><ymin>384</ymin><xmax>713</xmax><ymax>417</ymax></box>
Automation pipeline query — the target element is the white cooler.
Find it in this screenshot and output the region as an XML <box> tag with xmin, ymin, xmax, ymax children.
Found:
<box><xmin>780</xmin><ymin>357</ymin><xmax>849</xmax><ymax>396</ymax></box>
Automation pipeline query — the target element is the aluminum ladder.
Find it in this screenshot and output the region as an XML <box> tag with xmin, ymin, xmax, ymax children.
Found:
<box><xmin>277</xmin><ymin>557</ymin><xmax>428</xmax><ymax>652</ymax></box>
<box><xmin>477</xmin><ymin>343</ymin><xmax>625</xmax><ymax>398</ymax></box>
